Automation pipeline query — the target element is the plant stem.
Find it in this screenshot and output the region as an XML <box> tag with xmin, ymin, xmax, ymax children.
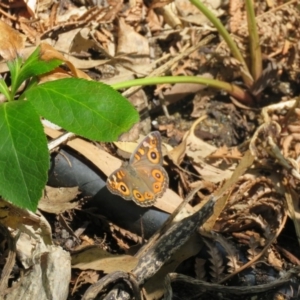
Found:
<box><xmin>189</xmin><ymin>0</ymin><xmax>253</xmax><ymax>87</ymax></box>
<box><xmin>112</xmin><ymin>76</ymin><xmax>254</xmax><ymax>106</ymax></box>
<box><xmin>0</xmin><ymin>80</ymin><xmax>11</xmax><ymax>101</ymax></box>
<box><xmin>246</xmin><ymin>0</ymin><xmax>262</xmax><ymax>82</ymax></box>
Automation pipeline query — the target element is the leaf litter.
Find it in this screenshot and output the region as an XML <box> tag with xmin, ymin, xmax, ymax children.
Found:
<box><xmin>0</xmin><ymin>0</ymin><xmax>300</xmax><ymax>299</ymax></box>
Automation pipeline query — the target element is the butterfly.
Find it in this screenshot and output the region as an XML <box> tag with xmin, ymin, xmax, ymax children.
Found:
<box><xmin>106</xmin><ymin>131</ymin><xmax>169</xmax><ymax>207</ymax></box>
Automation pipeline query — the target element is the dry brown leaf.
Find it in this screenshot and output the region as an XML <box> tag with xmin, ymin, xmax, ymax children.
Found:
<box><xmin>19</xmin><ymin>20</ymin><xmax>39</xmax><ymax>43</ymax></box>
<box><xmin>0</xmin><ymin>198</ymin><xmax>52</xmax><ymax>244</ymax></box>
<box><xmin>168</xmin><ymin>116</ymin><xmax>235</xmax><ymax>183</ymax></box>
<box><xmin>80</xmin><ymin>235</ymin><xmax>96</xmax><ymax>247</ymax></box>
<box><xmin>53</xmin><ymin>28</ymin><xmax>82</xmax><ymax>54</ymax></box>
<box><xmin>71</xmin><ymin>247</ymin><xmax>138</xmax><ymax>273</ymax></box>
<box><xmin>194</xmin><ymin>164</ymin><xmax>234</xmax><ymax>183</ymax></box>
<box><xmin>168</xmin><ymin>116</ymin><xmax>210</xmax><ymax>165</ymax></box>
<box><xmin>38</xmin><ymin>186</ymin><xmax>80</xmax><ymax>214</ymax></box>
<box><xmin>117</xmin><ymin>18</ymin><xmax>150</xmax><ymax>64</ymax></box>
<box><xmin>218</xmin><ymin>179</ymin><xmax>283</xmax><ymax>230</ymax></box>
<box><xmin>72</xmin><ymin>270</ymin><xmax>99</xmax><ymax>295</ymax></box>
<box><xmin>0</xmin><ymin>20</ymin><xmax>25</xmax><ymax>60</ymax></box>
<box><xmin>175</xmin><ymin>0</ymin><xmax>204</xmax><ymax>17</ymax></box>
<box><xmin>186</xmin><ymin>128</ymin><xmax>217</xmax><ymax>161</ymax></box>
<box><xmin>149</xmin><ymin>0</ymin><xmax>173</xmax><ymax>9</ymax></box>
<box><xmin>65</xmin><ymin>55</ymin><xmax>110</xmax><ymax>70</ymax></box>
<box><xmin>267</xmin><ymin>248</ymin><xmax>283</xmax><ymax>270</ymax></box>
<box><xmin>209</xmin><ymin>145</ymin><xmax>243</xmax><ymax>160</ymax></box>
<box><xmin>82</xmin><ymin>270</ymin><xmax>99</xmax><ymax>284</ymax></box>
<box><xmin>146</xmin><ymin>8</ymin><xmax>163</xmax><ymax>32</ymax></box>
<box><xmin>71</xmin><ymin>28</ymin><xmax>97</xmax><ymax>53</ymax></box>
<box><xmin>164</xmin><ymin>78</ymin><xmax>213</xmax><ymax>107</ymax></box>
<box><xmin>6</xmin><ymin>243</ymin><xmax>70</xmax><ymax>299</ymax></box>
<box><xmin>39</xmin><ymin>42</ymin><xmax>91</xmax><ymax>79</ymax></box>
<box><xmin>202</xmin><ymin>151</ymin><xmax>255</xmax><ymax>231</ymax></box>
<box><xmin>167</xmin><ymin>131</ymin><xmax>188</xmax><ymax>165</ymax></box>
<box><xmin>185</xmin><ymin>117</ymin><xmax>236</xmax><ymax>183</ymax></box>
<box><xmin>175</xmin><ymin>0</ymin><xmax>223</xmax><ymax>26</ymax></box>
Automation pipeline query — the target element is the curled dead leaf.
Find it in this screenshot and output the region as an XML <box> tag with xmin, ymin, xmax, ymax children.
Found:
<box><xmin>0</xmin><ymin>20</ymin><xmax>25</xmax><ymax>60</ymax></box>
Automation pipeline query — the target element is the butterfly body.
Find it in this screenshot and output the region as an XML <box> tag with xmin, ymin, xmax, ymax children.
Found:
<box><xmin>107</xmin><ymin>131</ymin><xmax>169</xmax><ymax>207</ymax></box>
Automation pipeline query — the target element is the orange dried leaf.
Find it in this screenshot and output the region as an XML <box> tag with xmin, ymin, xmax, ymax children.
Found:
<box><xmin>0</xmin><ymin>20</ymin><xmax>25</xmax><ymax>60</ymax></box>
<box><xmin>39</xmin><ymin>43</ymin><xmax>91</xmax><ymax>79</ymax></box>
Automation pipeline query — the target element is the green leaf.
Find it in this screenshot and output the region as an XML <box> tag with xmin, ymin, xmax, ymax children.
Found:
<box><xmin>14</xmin><ymin>46</ymin><xmax>62</xmax><ymax>94</ymax></box>
<box><xmin>0</xmin><ymin>101</ymin><xmax>49</xmax><ymax>211</ymax></box>
<box><xmin>7</xmin><ymin>56</ymin><xmax>22</xmax><ymax>97</ymax></box>
<box><xmin>26</xmin><ymin>78</ymin><xmax>139</xmax><ymax>141</ymax></box>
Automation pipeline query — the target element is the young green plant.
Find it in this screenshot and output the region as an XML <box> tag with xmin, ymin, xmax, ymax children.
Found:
<box><xmin>0</xmin><ymin>46</ymin><xmax>139</xmax><ymax>211</ymax></box>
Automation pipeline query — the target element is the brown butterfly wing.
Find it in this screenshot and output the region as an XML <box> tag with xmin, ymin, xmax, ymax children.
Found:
<box><xmin>106</xmin><ymin>165</ymin><xmax>134</xmax><ymax>201</ymax></box>
<box><xmin>129</xmin><ymin>131</ymin><xmax>169</xmax><ymax>206</ymax></box>
<box><xmin>107</xmin><ymin>131</ymin><xmax>168</xmax><ymax>207</ymax></box>
<box><xmin>132</xmin><ymin>163</ymin><xmax>169</xmax><ymax>206</ymax></box>
<box><xmin>129</xmin><ymin>131</ymin><xmax>163</xmax><ymax>165</ymax></box>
